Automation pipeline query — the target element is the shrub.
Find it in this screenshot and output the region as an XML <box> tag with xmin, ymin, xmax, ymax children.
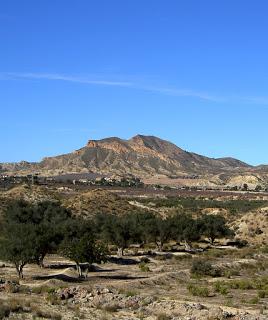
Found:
<box><xmin>187</xmin><ymin>283</ymin><xmax>210</xmax><ymax>297</ymax></box>
<box><xmin>191</xmin><ymin>259</ymin><xmax>221</xmax><ymax>277</ymax></box>
<box><xmin>0</xmin><ymin>304</ymin><xmax>10</xmax><ymax>319</ymax></box>
<box><xmin>157</xmin><ymin>313</ymin><xmax>171</xmax><ymax>320</ymax></box>
<box><xmin>45</xmin><ymin>292</ymin><xmax>61</xmax><ymax>305</ymax></box>
<box><xmin>124</xmin><ymin>290</ymin><xmax>137</xmax><ymax>297</ymax></box>
<box><xmin>32</xmin><ymin>286</ymin><xmax>56</xmax><ymax>295</ymax></box>
<box><xmin>229</xmin><ymin>279</ymin><xmax>254</xmax><ymax>290</ymax></box>
<box><xmin>214</xmin><ymin>281</ymin><xmax>229</xmax><ymax>295</ymax></box>
<box><xmin>223</xmin><ymin>269</ymin><xmax>240</xmax><ymax>278</ymax></box>
<box><xmin>139</xmin><ymin>261</ymin><xmax>150</xmax><ymax>272</ymax></box>
<box><xmin>248</xmin><ymin>296</ymin><xmax>259</xmax><ymax>305</ymax></box>
<box><xmin>140</xmin><ymin>256</ymin><xmax>150</xmax><ymax>263</ymax></box>
<box><xmin>258</xmin><ymin>290</ymin><xmax>266</xmax><ymax>299</ymax></box>
<box><xmin>0</xmin><ymin>298</ymin><xmax>31</xmax><ymax>319</ymax></box>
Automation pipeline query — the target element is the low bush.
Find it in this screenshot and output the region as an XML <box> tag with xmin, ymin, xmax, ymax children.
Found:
<box><xmin>213</xmin><ymin>281</ymin><xmax>229</xmax><ymax>295</ymax></box>
<box><xmin>258</xmin><ymin>290</ymin><xmax>266</xmax><ymax>299</ymax></box>
<box><xmin>156</xmin><ymin>313</ymin><xmax>171</xmax><ymax>320</ymax></box>
<box><xmin>45</xmin><ymin>292</ymin><xmax>61</xmax><ymax>305</ymax></box>
<box><xmin>0</xmin><ymin>298</ymin><xmax>31</xmax><ymax>319</ymax></box>
<box><xmin>0</xmin><ymin>304</ymin><xmax>10</xmax><ymax>320</ymax></box>
<box><xmin>223</xmin><ymin>268</ymin><xmax>240</xmax><ymax>278</ymax></box>
<box><xmin>187</xmin><ymin>283</ymin><xmax>210</xmax><ymax>297</ymax></box>
<box><xmin>229</xmin><ymin>279</ymin><xmax>254</xmax><ymax>290</ymax></box>
<box><xmin>140</xmin><ymin>256</ymin><xmax>150</xmax><ymax>263</ymax></box>
<box><xmin>248</xmin><ymin>296</ymin><xmax>259</xmax><ymax>305</ymax></box>
<box><xmin>191</xmin><ymin>259</ymin><xmax>221</xmax><ymax>277</ymax></box>
<box><xmin>32</xmin><ymin>286</ymin><xmax>56</xmax><ymax>295</ymax></box>
<box><xmin>124</xmin><ymin>290</ymin><xmax>138</xmax><ymax>297</ymax></box>
<box><xmin>139</xmin><ymin>261</ymin><xmax>150</xmax><ymax>272</ymax></box>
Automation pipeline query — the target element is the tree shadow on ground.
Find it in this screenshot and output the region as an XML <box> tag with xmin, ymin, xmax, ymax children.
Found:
<box><xmin>45</xmin><ymin>263</ymin><xmax>75</xmax><ymax>269</ymax></box>
<box><xmin>96</xmin><ymin>274</ymin><xmax>148</xmax><ymax>280</ymax></box>
<box><xmin>108</xmin><ymin>257</ymin><xmax>139</xmax><ymax>265</ymax></box>
<box><xmin>32</xmin><ymin>273</ymin><xmax>82</xmax><ymax>283</ymax></box>
<box><xmin>45</xmin><ymin>263</ymin><xmax>117</xmax><ymax>273</ymax></box>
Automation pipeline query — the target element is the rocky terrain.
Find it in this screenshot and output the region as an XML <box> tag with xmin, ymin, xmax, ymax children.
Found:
<box><xmin>0</xmin><ymin>248</ymin><xmax>267</xmax><ymax>320</ymax></box>
<box><xmin>1</xmin><ymin>135</ymin><xmax>268</xmax><ymax>188</ymax></box>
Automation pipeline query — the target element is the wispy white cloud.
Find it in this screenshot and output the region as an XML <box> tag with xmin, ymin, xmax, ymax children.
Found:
<box><xmin>2</xmin><ymin>72</ymin><xmax>268</xmax><ymax>104</ymax></box>
<box><xmin>2</xmin><ymin>72</ymin><xmax>221</xmax><ymax>102</ymax></box>
<box><xmin>136</xmin><ymin>85</ymin><xmax>223</xmax><ymax>102</ymax></box>
<box><xmin>239</xmin><ymin>96</ymin><xmax>268</xmax><ymax>105</ymax></box>
<box><xmin>4</xmin><ymin>72</ymin><xmax>133</xmax><ymax>87</ymax></box>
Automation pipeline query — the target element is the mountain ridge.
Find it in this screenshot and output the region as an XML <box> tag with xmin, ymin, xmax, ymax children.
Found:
<box><xmin>1</xmin><ymin>135</ymin><xmax>267</xmax><ymax>188</ymax></box>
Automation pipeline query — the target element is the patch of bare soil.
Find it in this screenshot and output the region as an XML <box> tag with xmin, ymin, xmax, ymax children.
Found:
<box><xmin>0</xmin><ymin>248</ymin><xmax>267</xmax><ymax>320</ymax></box>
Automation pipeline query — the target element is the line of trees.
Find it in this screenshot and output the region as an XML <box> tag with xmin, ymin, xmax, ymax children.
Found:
<box><xmin>0</xmin><ymin>200</ymin><xmax>233</xmax><ymax>279</ymax></box>
<box><xmin>95</xmin><ymin>211</ymin><xmax>233</xmax><ymax>255</ymax></box>
<box><xmin>0</xmin><ymin>201</ymin><xmax>106</xmax><ymax>279</ymax></box>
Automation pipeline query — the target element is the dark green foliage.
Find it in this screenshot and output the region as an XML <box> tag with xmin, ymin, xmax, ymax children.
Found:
<box><xmin>95</xmin><ymin>213</ymin><xmax>138</xmax><ymax>256</ymax></box>
<box><xmin>0</xmin><ymin>200</ymin><xmax>72</xmax><ymax>269</ymax></box>
<box><xmin>146</xmin><ymin>216</ymin><xmax>173</xmax><ymax>252</ymax></box>
<box><xmin>31</xmin><ymin>201</ymin><xmax>72</xmax><ymax>267</ymax></box>
<box><xmin>137</xmin><ymin>197</ymin><xmax>267</xmax><ymax>215</ymax></box>
<box><xmin>191</xmin><ymin>259</ymin><xmax>222</xmax><ymax>277</ymax></box>
<box><xmin>199</xmin><ymin>214</ymin><xmax>233</xmax><ymax>244</ymax></box>
<box><xmin>59</xmin><ymin>219</ymin><xmax>107</xmax><ymax>277</ymax></box>
<box><xmin>0</xmin><ymin>221</ymin><xmax>37</xmax><ymax>278</ymax></box>
<box><xmin>0</xmin><ymin>200</ymin><xmax>72</xmax><ymax>278</ymax></box>
<box><xmin>187</xmin><ymin>283</ymin><xmax>210</xmax><ymax>297</ymax></box>
<box><xmin>171</xmin><ymin>214</ymin><xmax>201</xmax><ymax>248</ymax></box>
<box><xmin>130</xmin><ymin>211</ymin><xmax>157</xmax><ymax>245</ymax></box>
<box><xmin>0</xmin><ymin>201</ymin><xmax>38</xmax><ymax>278</ymax></box>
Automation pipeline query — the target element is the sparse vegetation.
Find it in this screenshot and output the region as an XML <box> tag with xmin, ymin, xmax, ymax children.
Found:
<box><xmin>187</xmin><ymin>283</ymin><xmax>210</xmax><ymax>297</ymax></box>
<box><xmin>191</xmin><ymin>259</ymin><xmax>222</xmax><ymax>277</ymax></box>
<box><xmin>139</xmin><ymin>261</ymin><xmax>150</xmax><ymax>272</ymax></box>
<box><xmin>0</xmin><ymin>186</ymin><xmax>267</xmax><ymax>319</ymax></box>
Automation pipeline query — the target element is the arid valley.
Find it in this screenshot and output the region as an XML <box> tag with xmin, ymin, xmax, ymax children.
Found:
<box><xmin>0</xmin><ymin>181</ymin><xmax>268</xmax><ymax>319</ymax></box>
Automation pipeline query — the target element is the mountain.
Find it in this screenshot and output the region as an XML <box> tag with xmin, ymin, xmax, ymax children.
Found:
<box><xmin>1</xmin><ymin>135</ymin><xmax>267</xmax><ymax>187</ymax></box>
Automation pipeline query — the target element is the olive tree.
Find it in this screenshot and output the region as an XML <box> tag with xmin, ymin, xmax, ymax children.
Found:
<box><xmin>97</xmin><ymin>213</ymin><xmax>142</xmax><ymax>257</ymax></box>
<box><xmin>59</xmin><ymin>219</ymin><xmax>107</xmax><ymax>277</ymax></box>
<box><xmin>199</xmin><ymin>214</ymin><xmax>233</xmax><ymax>244</ymax></box>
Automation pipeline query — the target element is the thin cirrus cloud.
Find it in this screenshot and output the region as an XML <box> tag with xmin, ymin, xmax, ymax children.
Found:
<box><xmin>2</xmin><ymin>72</ymin><xmax>133</xmax><ymax>87</ymax></box>
<box><xmin>1</xmin><ymin>72</ymin><xmax>221</xmax><ymax>102</ymax></box>
<box><xmin>2</xmin><ymin>72</ymin><xmax>268</xmax><ymax>104</ymax></box>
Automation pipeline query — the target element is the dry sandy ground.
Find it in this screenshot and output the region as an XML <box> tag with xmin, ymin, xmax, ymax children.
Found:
<box><xmin>0</xmin><ymin>249</ymin><xmax>268</xmax><ymax>320</ymax></box>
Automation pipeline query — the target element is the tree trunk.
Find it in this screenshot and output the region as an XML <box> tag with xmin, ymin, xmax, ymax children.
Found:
<box><xmin>209</xmin><ymin>237</ymin><xmax>215</xmax><ymax>245</ymax></box>
<box><xmin>19</xmin><ymin>266</ymin><xmax>24</xmax><ymax>279</ymax></box>
<box><xmin>84</xmin><ymin>264</ymin><xmax>91</xmax><ymax>279</ymax></box>
<box><xmin>117</xmin><ymin>247</ymin><xmax>124</xmax><ymax>257</ymax></box>
<box><xmin>38</xmin><ymin>254</ymin><xmax>45</xmax><ymax>268</ymax></box>
<box><xmin>76</xmin><ymin>263</ymin><xmax>83</xmax><ymax>278</ymax></box>
<box><xmin>15</xmin><ymin>264</ymin><xmax>24</xmax><ymax>280</ymax></box>
<box><xmin>156</xmin><ymin>241</ymin><xmax>163</xmax><ymax>252</ymax></box>
<box><xmin>184</xmin><ymin>240</ymin><xmax>192</xmax><ymax>252</ymax></box>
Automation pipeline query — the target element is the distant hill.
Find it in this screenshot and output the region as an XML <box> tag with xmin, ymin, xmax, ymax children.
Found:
<box><xmin>1</xmin><ymin>135</ymin><xmax>267</xmax><ymax>187</ymax></box>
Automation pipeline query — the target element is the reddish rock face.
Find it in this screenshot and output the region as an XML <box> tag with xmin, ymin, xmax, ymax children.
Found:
<box><xmin>87</xmin><ymin>140</ymin><xmax>98</xmax><ymax>148</ymax></box>
<box><xmin>2</xmin><ymin>134</ymin><xmax>265</xmax><ymax>189</ymax></box>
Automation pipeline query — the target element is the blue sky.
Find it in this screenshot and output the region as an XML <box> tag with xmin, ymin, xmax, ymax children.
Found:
<box><xmin>1</xmin><ymin>1</ymin><xmax>268</xmax><ymax>165</ymax></box>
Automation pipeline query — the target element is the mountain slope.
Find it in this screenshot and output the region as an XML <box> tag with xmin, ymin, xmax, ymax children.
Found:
<box><xmin>1</xmin><ymin>135</ymin><xmax>267</xmax><ymax>187</ymax></box>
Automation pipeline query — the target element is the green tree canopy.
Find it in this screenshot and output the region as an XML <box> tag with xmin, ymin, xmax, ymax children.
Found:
<box><xmin>199</xmin><ymin>214</ymin><xmax>233</xmax><ymax>244</ymax></box>
<box><xmin>59</xmin><ymin>218</ymin><xmax>107</xmax><ymax>277</ymax></box>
